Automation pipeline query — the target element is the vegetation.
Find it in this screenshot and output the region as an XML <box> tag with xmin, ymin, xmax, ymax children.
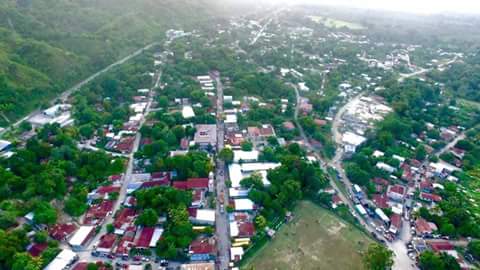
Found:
<box><xmin>362</xmin><ymin>243</ymin><xmax>394</xmax><ymax>270</ymax></box>
<box><xmin>243</xmin><ymin>201</ymin><xmax>374</xmax><ymax>270</ymax></box>
<box><xmin>0</xmin><ymin>0</ymin><xmax>219</xmax><ymax>126</ymax></box>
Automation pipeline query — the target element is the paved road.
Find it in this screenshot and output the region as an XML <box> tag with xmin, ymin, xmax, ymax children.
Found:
<box><xmin>212</xmin><ymin>71</ymin><xmax>230</xmax><ymax>270</ymax></box>
<box><xmin>293</xmin><ymin>86</ymin><xmax>415</xmax><ymax>270</ymax></box>
<box><xmin>0</xmin><ymin>42</ymin><xmax>160</xmax><ymax>137</ymax></box>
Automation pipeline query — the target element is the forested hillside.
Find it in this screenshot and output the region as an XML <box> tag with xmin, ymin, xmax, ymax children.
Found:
<box><xmin>0</xmin><ymin>0</ymin><xmax>220</xmax><ymax>127</ymax></box>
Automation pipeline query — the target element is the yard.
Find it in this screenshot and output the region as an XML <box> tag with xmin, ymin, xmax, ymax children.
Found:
<box><xmin>242</xmin><ymin>201</ymin><xmax>374</xmax><ymax>270</ymax></box>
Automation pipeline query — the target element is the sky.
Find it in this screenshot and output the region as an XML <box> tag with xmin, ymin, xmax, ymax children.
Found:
<box><xmin>267</xmin><ymin>0</ymin><xmax>480</xmax><ymax>14</ymax></box>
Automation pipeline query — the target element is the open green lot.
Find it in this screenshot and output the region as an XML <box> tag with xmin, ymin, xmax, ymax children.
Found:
<box><xmin>242</xmin><ymin>201</ymin><xmax>374</xmax><ymax>270</ymax></box>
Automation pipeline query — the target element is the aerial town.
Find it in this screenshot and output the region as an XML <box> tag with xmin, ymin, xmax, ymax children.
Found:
<box><xmin>0</xmin><ymin>2</ymin><xmax>479</xmax><ymax>270</ymax></box>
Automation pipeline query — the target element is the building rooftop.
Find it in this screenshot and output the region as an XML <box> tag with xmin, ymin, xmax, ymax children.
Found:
<box><xmin>194</xmin><ymin>124</ymin><xmax>217</xmax><ymax>146</ymax></box>
<box><xmin>44</xmin><ymin>249</ymin><xmax>77</xmax><ymax>270</ymax></box>
<box><xmin>69</xmin><ymin>226</ymin><xmax>95</xmax><ymax>247</ymax></box>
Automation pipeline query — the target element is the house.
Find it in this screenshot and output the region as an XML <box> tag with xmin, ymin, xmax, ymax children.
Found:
<box><xmin>27</xmin><ymin>242</ymin><xmax>48</xmax><ymax>257</ymax></box>
<box><xmin>180</xmin><ymin>262</ymin><xmax>215</xmax><ymax>270</ymax></box>
<box><xmin>420</xmin><ymin>181</ymin><xmax>433</xmax><ymax>193</ymax></box>
<box><xmin>230</xmin><ymin>221</ymin><xmax>255</xmax><ymax>238</ymax></box>
<box><xmin>283</xmin><ymin>121</ymin><xmax>296</xmax><ymax>131</ymax></box>
<box><xmin>114</xmin><ymin>234</ymin><xmax>135</xmax><ymax>258</ymax></box>
<box><xmin>182</xmin><ymin>105</ymin><xmax>195</xmax><ymax>119</ymax></box>
<box><xmin>420</xmin><ymin>192</ymin><xmax>442</xmax><ymax>203</ymax></box>
<box><xmin>189</xmin><ymin>237</ymin><xmax>216</xmax><ymax>258</ymax></box>
<box><xmin>44</xmin><ymin>249</ymin><xmax>78</xmax><ymax>270</ymax></box>
<box><xmin>96</xmin><ymin>234</ymin><xmax>117</xmax><ymax>255</ymax></box>
<box><xmin>230</xmin><ymin>247</ymin><xmax>244</xmax><ymax>262</ymax></box>
<box><xmin>331</xmin><ymin>194</ymin><xmax>344</xmax><ymax>208</ymax></box>
<box><xmin>387</xmin><ymin>185</ymin><xmax>406</xmax><ymax>202</ymax></box>
<box><xmin>233</xmin><ymin>150</ymin><xmax>259</xmax><ymax>163</ymax></box>
<box><xmin>342</xmin><ymin>132</ymin><xmax>366</xmax><ymax>153</ymax></box>
<box><xmin>194</xmin><ymin>124</ymin><xmax>217</xmax><ymax>148</ymax></box>
<box><xmin>189</xmin><ymin>209</ymin><xmax>216</xmax><ymax>225</ymax></box>
<box><xmin>69</xmin><ymin>226</ymin><xmax>96</xmax><ymax>251</ymax></box>
<box><xmin>113</xmin><ymin>208</ymin><xmax>137</xmax><ymax>235</ymax></box>
<box><xmin>247</xmin><ymin>124</ymin><xmax>275</xmax><ymax>140</ymax></box>
<box><xmin>135</xmin><ymin>227</ymin><xmax>163</xmax><ymax>249</ymax></box>
<box><xmin>415</xmin><ymin>218</ymin><xmax>438</xmax><ymax>237</ymax></box>
<box><xmin>234</xmin><ymin>199</ymin><xmax>255</xmax><ymax>211</ymax></box>
<box><xmin>229</xmin><ymin>188</ymin><xmax>249</xmax><ymax>198</ymax></box>
<box><xmin>173</xmin><ymin>178</ymin><xmax>210</xmax><ymax>191</ymax></box>
<box><xmin>191</xmin><ymin>189</ymin><xmax>207</xmax><ymax>208</ymax></box>
<box><xmin>228</xmin><ymin>162</ymin><xmax>280</xmax><ymax>188</ymax></box>
<box><xmin>376</xmin><ymin>162</ymin><xmax>397</xmax><ymax>174</ymax></box>
<box><xmin>83</xmin><ymin>200</ymin><xmax>114</xmax><ymax>225</ymax></box>
<box><xmin>389</xmin><ymin>213</ymin><xmax>402</xmax><ymax>235</ymax></box>
<box><xmin>49</xmin><ymin>223</ymin><xmax>78</xmax><ymax>241</ymax></box>
<box><xmin>0</xmin><ymin>140</ymin><xmax>12</xmax><ymax>152</ymax></box>
<box><xmin>226</xmin><ymin>133</ymin><xmax>245</xmax><ymax>149</ymax></box>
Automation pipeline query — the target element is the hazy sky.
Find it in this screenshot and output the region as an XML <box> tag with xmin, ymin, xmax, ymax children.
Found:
<box><xmin>269</xmin><ymin>0</ymin><xmax>480</xmax><ymax>14</ymax></box>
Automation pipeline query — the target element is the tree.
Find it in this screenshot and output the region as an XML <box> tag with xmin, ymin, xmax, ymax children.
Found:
<box><xmin>33</xmin><ymin>202</ymin><xmax>57</xmax><ymax>225</ymax></box>
<box><xmin>467</xmin><ymin>240</ymin><xmax>480</xmax><ymax>260</ymax></box>
<box><xmin>135</xmin><ymin>208</ymin><xmax>159</xmax><ymax>227</ymax></box>
<box><xmin>241</xmin><ymin>141</ymin><xmax>253</xmax><ymax>151</ymax></box>
<box><xmin>419</xmin><ymin>251</ymin><xmax>460</xmax><ymax>270</ymax></box>
<box><xmin>34</xmin><ymin>231</ymin><xmax>48</xmax><ymax>243</ymax></box>
<box><xmin>87</xmin><ymin>263</ymin><xmax>99</xmax><ymax>270</ymax></box>
<box><xmin>12</xmin><ymin>253</ymin><xmax>42</xmax><ymax>270</ymax></box>
<box><xmin>20</xmin><ymin>121</ymin><xmax>32</xmax><ymax>132</ymax></box>
<box><xmin>254</xmin><ymin>215</ymin><xmax>267</xmax><ymax>230</ymax></box>
<box><xmin>219</xmin><ymin>148</ymin><xmax>234</xmax><ymax>164</ymax></box>
<box><xmin>64</xmin><ymin>196</ymin><xmax>87</xmax><ymax>217</ymax></box>
<box><xmin>106</xmin><ymin>224</ymin><xmax>115</xmax><ymax>234</ymax></box>
<box><xmin>362</xmin><ymin>243</ymin><xmax>394</xmax><ymax>270</ymax></box>
<box><xmin>415</xmin><ymin>145</ymin><xmax>427</xmax><ymax>160</ymax></box>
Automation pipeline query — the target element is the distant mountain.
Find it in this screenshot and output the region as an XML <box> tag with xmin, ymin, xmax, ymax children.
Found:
<box><xmin>0</xmin><ymin>0</ymin><xmax>219</xmax><ymax>126</ymax></box>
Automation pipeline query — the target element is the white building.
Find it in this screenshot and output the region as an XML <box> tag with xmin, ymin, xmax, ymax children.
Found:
<box><xmin>342</xmin><ymin>132</ymin><xmax>366</xmax><ymax>153</ymax></box>
<box><xmin>228</xmin><ymin>162</ymin><xmax>280</xmax><ymax>188</ymax></box>
<box><xmin>44</xmin><ymin>249</ymin><xmax>78</xmax><ymax>270</ymax></box>
<box><xmin>182</xmin><ymin>105</ymin><xmax>195</xmax><ymax>119</ymax></box>
<box><xmin>68</xmin><ymin>225</ymin><xmax>95</xmax><ymax>251</ymax></box>
<box><xmin>191</xmin><ymin>209</ymin><xmax>216</xmax><ymax>225</ymax></box>
<box><xmin>234</xmin><ymin>199</ymin><xmax>254</xmax><ymax>211</ymax></box>
<box><xmin>233</xmin><ymin>150</ymin><xmax>259</xmax><ymax>163</ymax></box>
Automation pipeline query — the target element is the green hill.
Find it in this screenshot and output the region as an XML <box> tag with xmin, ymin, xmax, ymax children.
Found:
<box><xmin>0</xmin><ymin>0</ymin><xmax>219</xmax><ymax>126</ymax></box>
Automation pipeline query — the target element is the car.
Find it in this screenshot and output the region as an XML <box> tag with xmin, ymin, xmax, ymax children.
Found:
<box><xmin>220</xmin><ymin>204</ymin><xmax>225</xmax><ymax>214</ymax></box>
<box><xmin>160</xmin><ymin>260</ymin><xmax>169</xmax><ymax>266</ymax></box>
<box><xmin>133</xmin><ymin>255</ymin><xmax>142</xmax><ymax>261</ymax></box>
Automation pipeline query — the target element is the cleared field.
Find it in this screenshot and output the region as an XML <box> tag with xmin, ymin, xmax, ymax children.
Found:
<box><xmin>309</xmin><ymin>15</ymin><xmax>365</xmax><ymax>30</ymax></box>
<box><xmin>243</xmin><ymin>201</ymin><xmax>374</xmax><ymax>270</ymax></box>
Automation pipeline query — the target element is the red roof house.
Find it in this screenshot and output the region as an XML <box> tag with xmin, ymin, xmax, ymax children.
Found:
<box><xmin>420</xmin><ymin>192</ymin><xmax>442</xmax><ymax>203</ymax></box>
<box><xmin>135</xmin><ymin>227</ymin><xmax>155</xmax><ymax>249</ymax></box>
<box><xmin>96</xmin><ymin>234</ymin><xmax>117</xmax><ymax>254</ymax></box>
<box><xmin>49</xmin><ymin>223</ymin><xmax>78</xmax><ymax>241</ymax></box>
<box><xmin>189</xmin><ymin>237</ymin><xmax>216</xmax><ymax>255</ymax></box>
<box><xmin>173</xmin><ymin>178</ymin><xmax>209</xmax><ymax>190</ymax></box>
<box><xmin>28</xmin><ymin>243</ymin><xmax>48</xmax><ymax>257</ymax></box>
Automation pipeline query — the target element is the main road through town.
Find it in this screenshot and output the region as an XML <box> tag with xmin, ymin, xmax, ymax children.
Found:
<box><xmin>293</xmin><ymin>85</ymin><xmax>416</xmax><ymax>270</ymax></box>
<box><xmin>212</xmin><ymin>71</ymin><xmax>231</xmax><ymax>270</ymax></box>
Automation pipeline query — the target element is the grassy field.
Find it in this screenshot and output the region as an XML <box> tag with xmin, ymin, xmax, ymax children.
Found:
<box><xmin>242</xmin><ymin>201</ymin><xmax>374</xmax><ymax>270</ymax></box>
<box><xmin>309</xmin><ymin>16</ymin><xmax>365</xmax><ymax>30</ymax></box>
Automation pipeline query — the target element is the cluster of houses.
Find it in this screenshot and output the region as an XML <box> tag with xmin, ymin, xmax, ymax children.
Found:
<box><xmin>342</xmin><ymin>121</ymin><xmax>475</xmax><ymax>266</ymax></box>
<box><xmin>102</xmin><ymin>89</ymin><xmax>152</xmax><ymax>154</ymax></box>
